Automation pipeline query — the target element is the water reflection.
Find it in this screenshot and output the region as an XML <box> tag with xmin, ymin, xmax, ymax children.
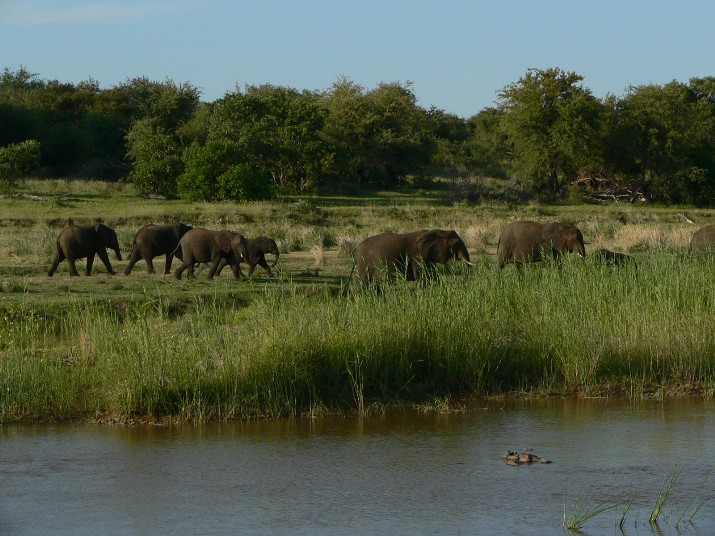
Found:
<box><xmin>1</xmin><ymin>399</ymin><xmax>714</xmax><ymax>535</ymax></box>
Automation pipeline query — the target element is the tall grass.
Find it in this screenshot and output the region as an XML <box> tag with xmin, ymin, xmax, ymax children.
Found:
<box><xmin>2</xmin><ymin>251</ymin><xmax>715</xmax><ymax>423</ymax></box>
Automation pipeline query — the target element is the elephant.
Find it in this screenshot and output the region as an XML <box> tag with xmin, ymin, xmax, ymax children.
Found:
<box><xmin>591</xmin><ymin>248</ymin><xmax>635</xmax><ymax>267</ymax></box>
<box><xmin>354</xmin><ymin>229</ymin><xmax>474</xmax><ymax>284</ymax></box>
<box><xmin>689</xmin><ymin>224</ymin><xmax>715</xmax><ymax>253</ymax></box>
<box><xmin>173</xmin><ymin>228</ymin><xmax>251</xmax><ymax>280</ymax></box>
<box><xmin>124</xmin><ymin>223</ymin><xmax>193</xmax><ymax>275</ymax></box>
<box><xmin>497</xmin><ymin>221</ymin><xmax>585</xmax><ymax>268</ymax></box>
<box><xmin>47</xmin><ymin>223</ymin><xmax>122</xmax><ymax>276</ymax></box>
<box><xmin>216</xmin><ymin>236</ymin><xmax>280</xmax><ymax>277</ymax></box>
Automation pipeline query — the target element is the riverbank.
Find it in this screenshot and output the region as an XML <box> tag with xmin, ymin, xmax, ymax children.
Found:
<box><xmin>2</xmin><ymin>252</ymin><xmax>715</xmax><ymax>424</ymax></box>
<box><xmin>2</xmin><ymin>180</ymin><xmax>715</xmax><ymax>423</ymax></box>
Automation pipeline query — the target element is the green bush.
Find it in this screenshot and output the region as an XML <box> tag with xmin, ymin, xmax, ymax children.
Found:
<box><xmin>178</xmin><ymin>141</ymin><xmax>274</xmax><ymax>201</ymax></box>
<box><xmin>0</xmin><ymin>139</ymin><xmax>41</xmax><ymax>193</ymax></box>
<box><xmin>125</xmin><ymin>118</ymin><xmax>182</xmax><ymax>197</ymax></box>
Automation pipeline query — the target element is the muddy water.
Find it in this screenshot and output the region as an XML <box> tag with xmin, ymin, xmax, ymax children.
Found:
<box><xmin>2</xmin><ymin>399</ymin><xmax>714</xmax><ymax>535</ymax></box>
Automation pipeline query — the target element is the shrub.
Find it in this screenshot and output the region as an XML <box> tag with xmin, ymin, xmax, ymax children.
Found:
<box><xmin>0</xmin><ymin>139</ymin><xmax>41</xmax><ymax>193</ymax></box>
<box><xmin>178</xmin><ymin>141</ymin><xmax>274</xmax><ymax>201</ymax></box>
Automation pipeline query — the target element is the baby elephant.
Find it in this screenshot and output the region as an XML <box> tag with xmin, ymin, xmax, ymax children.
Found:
<box><xmin>591</xmin><ymin>248</ymin><xmax>635</xmax><ymax>267</ymax></box>
<box><xmin>173</xmin><ymin>228</ymin><xmax>250</xmax><ymax>280</ymax></box>
<box><xmin>48</xmin><ymin>223</ymin><xmax>122</xmax><ymax>276</ymax></box>
<box><xmin>217</xmin><ymin>237</ymin><xmax>280</xmax><ymax>277</ymax></box>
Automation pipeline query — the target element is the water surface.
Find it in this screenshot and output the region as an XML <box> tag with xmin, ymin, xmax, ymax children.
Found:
<box><xmin>2</xmin><ymin>399</ymin><xmax>714</xmax><ymax>535</ymax></box>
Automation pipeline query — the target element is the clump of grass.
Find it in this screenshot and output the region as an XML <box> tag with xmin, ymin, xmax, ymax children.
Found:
<box><xmin>564</xmin><ymin>487</ymin><xmax>618</xmax><ymax>531</ymax></box>
<box><xmin>4</xmin><ymin>249</ymin><xmax>715</xmax><ymax>423</ymax></box>
<box><xmin>649</xmin><ymin>465</ymin><xmax>681</xmax><ymax>524</ymax></box>
<box><xmin>675</xmin><ymin>466</ymin><xmax>713</xmax><ymax>527</ymax></box>
<box><xmin>310</xmin><ymin>244</ymin><xmax>326</xmax><ymax>269</ymax></box>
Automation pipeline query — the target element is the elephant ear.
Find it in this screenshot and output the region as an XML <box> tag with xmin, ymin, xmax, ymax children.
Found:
<box><xmin>94</xmin><ymin>223</ymin><xmax>107</xmax><ymax>244</ymax></box>
<box><xmin>416</xmin><ymin>230</ymin><xmax>446</xmax><ymax>260</ymax></box>
<box><xmin>215</xmin><ymin>231</ymin><xmax>233</xmax><ymax>253</ymax></box>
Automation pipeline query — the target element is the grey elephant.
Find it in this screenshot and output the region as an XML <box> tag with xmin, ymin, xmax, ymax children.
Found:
<box><xmin>354</xmin><ymin>229</ymin><xmax>473</xmax><ymax>284</ymax></box>
<box><xmin>47</xmin><ymin>223</ymin><xmax>122</xmax><ymax>277</ymax></box>
<box><xmin>173</xmin><ymin>228</ymin><xmax>251</xmax><ymax>280</ymax></box>
<box><xmin>124</xmin><ymin>223</ymin><xmax>193</xmax><ymax>275</ymax></box>
<box><xmin>689</xmin><ymin>224</ymin><xmax>715</xmax><ymax>253</ymax></box>
<box><xmin>592</xmin><ymin>248</ymin><xmax>635</xmax><ymax>267</ymax></box>
<box><xmin>497</xmin><ymin>221</ymin><xmax>585</xmax><ymax>268</ymax></box>
<box><xmin>217</xmin><ymin>236</ymin><xmax>280</xmax><ymax>277</ymax></box>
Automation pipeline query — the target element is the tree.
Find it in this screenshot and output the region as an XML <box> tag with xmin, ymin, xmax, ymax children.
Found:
<box><xmin>497</xmin><ymin>68</ymin><xmax>605</xmax><ymax>196</ymax></box>
<box><xmin>210</xmin><ymin>85</ymin><xmax>335</xmax><ymax>193</ymax></box>
<box><xmin>609</xmin><ymin>81</ymin><xmax>715</xmax><ymax>203</ymax></box>
<box><xmin>0</xmin><ymin>139</ymin><xmax>41</xmax><ymax>192</ymax></box>
<box><xmin>321</xmin><ymin>77</ymin><xmax>434</xmax><ymax>186</ymax></box>
<box><xmin>178</xmin><ymin>141</ymin><xmax>273</xmax><ymax>201</ymax></box>
<box><xmin>122</xmin><ymin>78</ymin><xmax>201</xmax><ymax>195</ymax></box>
<box><xmin>125</xmin><ymin>118</ymin><xmax>182</xmax><ymax>197</ymax></box>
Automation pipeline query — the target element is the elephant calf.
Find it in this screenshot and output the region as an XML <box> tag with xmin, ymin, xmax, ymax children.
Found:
<box><xmin>497</xmin><ymin>221</ymin><xmax>585</xmax><ymax>268</ymax></box>
<box><xmin>216</xmin><ymin>236</ymin><xmax>280</xmax><ymax>277</ymax></box>
<box><xmin>48</xmin><ymin>223</ymin><xmax>122</xmax><ymax>276</ymax></box>
<box><xmin>354</xmin><ymin>229</ymin><xmax>473</xmax><ymax>284</ymax></box>
<box><xmin>173</xmin><ymin>228</ymin><xmax>251</xmax><ymax>280</ymax></box>
<box><xmin>124</xmin><ymin>223</ymin><xmax>193</xmax><ymax>275</ymax></box>
<box><xmin>591</xmin><ymin>248</ymin><xmax>635</xmax><ymax>267</ymax></box>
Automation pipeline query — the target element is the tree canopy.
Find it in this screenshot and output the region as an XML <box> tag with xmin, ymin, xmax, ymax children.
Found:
<box><xmin>3</xmin><ymin>66</ymin><xmax>715</xmax><ymax>204</ymax></box>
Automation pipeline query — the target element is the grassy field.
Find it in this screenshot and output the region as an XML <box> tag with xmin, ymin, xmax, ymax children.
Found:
<box><xmin>1</xmin><ymin>179</ymin><xmax>715</xmax><ymax>424</ymax></box>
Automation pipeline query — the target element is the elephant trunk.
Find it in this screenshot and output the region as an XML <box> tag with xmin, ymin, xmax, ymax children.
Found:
<box><xmin>270</xmin><ymin>249</ymin><xmax>280</xmax><ymax>267</ymax></box>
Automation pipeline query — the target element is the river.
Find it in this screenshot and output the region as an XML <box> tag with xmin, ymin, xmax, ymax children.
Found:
<box><xmin>2</xmin><ymin>398</ymin><xmax>714</xmax><ymax>535</ymax></box>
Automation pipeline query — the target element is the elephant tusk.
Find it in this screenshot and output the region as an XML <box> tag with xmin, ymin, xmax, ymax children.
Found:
<box><xmin>463</xmin><ymin>260</ymin><xmax>476</xmax><ymax>267</ymax></box>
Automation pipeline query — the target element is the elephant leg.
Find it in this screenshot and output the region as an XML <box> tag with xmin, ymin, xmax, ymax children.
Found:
<box><xmin>47</xmin><ymin>249</ymin><xmax>65</xmax><ymax>276</ymax></box>
<box><xmin>230</xmin><ymin>262</ymin><xmax>242</xmax><ymax>279</ymax></box>
<box><xmin>215</xmin><ymin>258</ymin><xmax>228</xmax><ymax>276</ymax></box>
<box><xmin>255</xmin><ymin>258</ymin><xmax>272</xmax><ymax>277</ymax></box>
<box><xmin>208</xmin><ymin>257</ymin><xmax>223</xmax><ymax>279</ymax></box>
<box><xmin>95</xmin><ymin>248</ymin><xmax>116</xmax><ymax>275</ymax></box>
<box><xmin>144</xmin><ymin>256</ymin><xmax>156</xmax><ymax>274</ymax></box>
<box><xmin>84</xmin><ymin>255</ymin><xmax>94</xmax><ymax>276</ymax></box>
<box><xmin>162</xmin><ymin>254</ymin><xmax>173</xmax><ymax>275</ymax></box>
<box><xmin>174</xmin><ymin>255</ymin><xmax>191</xmax><ymax>280</ymax></box>
<box><xmin>174</xmin><ymin>264</ymin><xmax>185</xmax><ymax>279</ymax></box>
<box><xmin>123</xmin><ymin>249</ymin><xmax>142</xmax><ymax>275</ymax></box>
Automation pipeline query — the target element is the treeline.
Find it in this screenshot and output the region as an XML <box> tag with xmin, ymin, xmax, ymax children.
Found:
<box><xmin>2</xmin><ymin>66</ymin><xmax>715</xmax><ymax>204</ymax></box>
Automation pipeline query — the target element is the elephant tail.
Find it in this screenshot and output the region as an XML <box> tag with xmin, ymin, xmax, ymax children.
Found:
<box><xmin>169</xmin><ymin>242</ymin><xmax>182</xmax><ymax>258</ymax></box>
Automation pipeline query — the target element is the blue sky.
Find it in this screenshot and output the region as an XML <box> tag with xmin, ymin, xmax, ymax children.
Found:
<box><xmin>1</xmin><ymin>1</ymin><xmax>714</xmax><ymax>118</ymax></box>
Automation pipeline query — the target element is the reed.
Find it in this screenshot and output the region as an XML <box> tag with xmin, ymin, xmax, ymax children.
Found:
<box><xmin>2</xmin><ymin>249</ymin><xmax>715</xmax><ymax>423</ymax></box>
<box><xmin>649</xmin><ymin>465</ymin><xmax>681</xmax><ymax>524</ymax></box>
<box><xmin>563</xmin><ymin>487</ymin><xmax>618</xmax><ymax>531</ymax></box>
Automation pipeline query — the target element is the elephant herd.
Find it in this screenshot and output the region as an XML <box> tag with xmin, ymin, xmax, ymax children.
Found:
<box><xmin>46</xmin><ymin>220</ymin><xmax>715</xmax><ymax>284</ymax></box>
<box><xmin>47</xmin><ymin>223</ymin><xmax>279</xmax><ymax>279</ymax></box>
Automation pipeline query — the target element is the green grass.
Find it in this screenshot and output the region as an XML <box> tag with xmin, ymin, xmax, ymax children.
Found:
<box><xmin>2</xmin><ymin>179</ymin><xmax>715</xmax><ymax>422</ymax></box>
<box><xmin>564</xmin><ymin>487</ymin><xmax>618</xmax><ymax>531</ymax></box>
<box><xmin>2</xmin><ymin>252</ymin><xmax>715</xmax><ymax>423</ymax></box>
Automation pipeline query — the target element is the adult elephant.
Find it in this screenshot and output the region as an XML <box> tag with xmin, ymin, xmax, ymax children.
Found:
<box><xmin>47</xmin><ymin>223</ymin><xmax>122</xmax><ymax>276</ymax></box>
<box><xmin>689</xmin><ymin>224</ymin><xmax>715</xmax><ymax>253</ymax></box>
<box><xmin>354</xmin><ymin>229</ymin><xmax>474</xmax><ymax>284</ymax></box>
<box><xmin>216</xmin><ymin>236</ymin><xmax>280</xmax><ymax>277</ymax></box>
<box><xmin>124</xmin><ymin>223</ymin><xmax>193</xmax><ymax>275</ymax></box>
<box><xmin>497</xmin><ymin>221</ymin><xmax>585</xmax><ymax>268</ymax></box>
<box><xmin>173</xmin><ymin>228</ymin><xmax>251</xmax><ymax>280</ymax></box>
